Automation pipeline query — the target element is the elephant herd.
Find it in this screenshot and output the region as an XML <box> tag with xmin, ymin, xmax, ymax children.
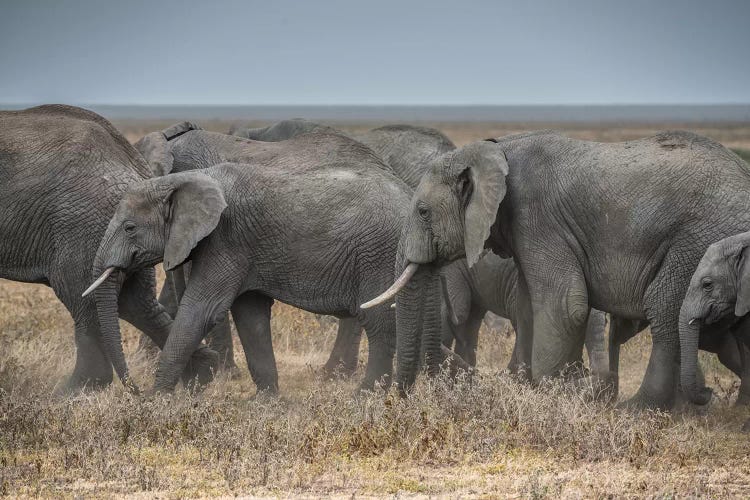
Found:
<box><xmin>3</xmin><ymin>104</ymin><xmax>750</xmax><ymax>428</ymax></box>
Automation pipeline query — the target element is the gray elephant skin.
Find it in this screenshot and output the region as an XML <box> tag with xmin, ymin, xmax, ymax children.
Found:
<box><xmin>366</xmin><ymin>130</ymin><xmax>750</xmax><ymax>409</ymax></box>
<box><xmin>137</xmin><ymin>121</ymin><xmax>451</xmax><ymax>378</ymax></box>
<box><xmin>440</xmin><ymin>254</ymin><xmax>609</xmax><ymax>376</ymax></box>
<box><xmin>89</xmin><ymin>130</ymin><xmax>412</xmax><ymax>393</ymax></box>
<box><xmin>678</xmin><ymin>232</ymin><xmax>750</xmax><ymax>405</ymax></box>
<box><xmin>230</xmin><ymin>119</ymin><xmax>455</xmax><ymax>188</ymax></box>
<box><xmin>0</xmin><ymin>105</ymin><xmax>215</xmax><ymax>392</ymax></box>
<box><xmin>232</xmin><ymin>120</ymin><xmax>610</xmax><ymax>381</ymax></box>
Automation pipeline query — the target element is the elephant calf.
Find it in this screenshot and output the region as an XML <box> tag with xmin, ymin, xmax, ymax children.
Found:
<box><xmin>677</xmin><ymin>232</ymin><xmax>750</xmax><ymax>407</ymax></box>
<box><xmin>87</xmin><ymin>134</ymin><xmax>413</xmax><ymax>394</ymax></box>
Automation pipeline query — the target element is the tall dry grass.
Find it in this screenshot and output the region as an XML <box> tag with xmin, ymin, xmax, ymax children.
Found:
<box><xmin>1</xmin><ymin>273</ymin><xmax>749</xmax><ymax>497</ymax></box>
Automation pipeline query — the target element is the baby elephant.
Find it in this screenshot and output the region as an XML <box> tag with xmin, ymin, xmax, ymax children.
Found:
<box><xmin>440</xmin><ymin>253</ymin><xmax>609</xmax><ymax>378</ymax></box>
<box><xmin>678</xmin><ymin>232</ymin><xmax>750</xmax><ymax>407</ymax></box>
<box><xmin>87</xmin><ymin>137</ymin><xmax>411</xmax><ymax>394</ymax></box>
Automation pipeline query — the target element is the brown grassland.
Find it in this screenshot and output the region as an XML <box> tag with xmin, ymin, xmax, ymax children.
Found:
<box><xmin>2</xmin><ymin>121</ymin><xmax>750</xmax><ymax>498</ymax></box>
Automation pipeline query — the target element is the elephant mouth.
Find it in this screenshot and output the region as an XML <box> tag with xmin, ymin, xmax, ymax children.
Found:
<box><xmin>701</xmin><ymin>302</ymin><xmax>733</xmax><ymax>325</ymax></box>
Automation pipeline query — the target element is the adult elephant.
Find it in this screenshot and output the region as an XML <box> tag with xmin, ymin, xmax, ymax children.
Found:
<box><xmin>0</xmin><ymin>105</ymin><xmax>215</xmax><ymax>392</ymax></box>
<box><xmin>139</xmin><ymin>121</ymin><xmax>453</xmax><ymax>377</ymax></box>
<box><xmin>364</xmin><ymin>130</ymin><xmax>750</xmax><ymax>409</ymax></box>
<box><xmin>86</xmin><ymin>131</ymin><xmax>414</xmax><ymax>393</ymax></box>
<box><xmin>229</xmin><ymin>119</ymin><xmax>456</xmax><ymax>188</ymax></box>
<box><xmin>440</xmin><ymin>253</ymin><xmax>609</xmax><ymax>377</ymax></box>
<box><xmin>232</xmin><ymin>121</ymin><xmax>610</xmax><ymax>379</ymax></box>
<box><xmin>678</xmin><ymin>232</ymin><xmax>750</xmax><ymax>405</ymax></box>
<box><xmin>228</xmin><ymin>118</ymin><xmax>339</xmax><ymax>141</ymax></box>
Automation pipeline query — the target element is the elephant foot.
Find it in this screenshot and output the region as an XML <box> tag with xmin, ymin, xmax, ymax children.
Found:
<box><xmin>56</xmin><ymin>374</ymin><xmax>113</xmax><ymax>396</ymax></box>
<box><xmin>618</xmin><ymin>391</ymin><xmax>674</xmax><ymax>411</ymax></box>
<box><xmin>224</xmin><ymin>364</ymin><xmax>243</xmax><ymax>380</ymax></box>
<box><xmin>250</xmin><ymin>386</ymin><xmax>279</xmax><ymax>400</ymax></box>
<box><xmin>321</xmin><ymin>359</ymin><xmax>358</xmax><ymax>380</ymax></box>
<box><xmin>571</xmin><ymin>372</ymin><xmax>618</xmax><ymax>404</ymax></box>
<box><xmin>180</xmin><ymin>346</ymin><xmax>219</xmax><ymax>391</ymax></box>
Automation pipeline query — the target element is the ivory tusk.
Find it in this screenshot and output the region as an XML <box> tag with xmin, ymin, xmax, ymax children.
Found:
<box><xmin>82</xmin><ymin>267</ymin><xmax>116</xmax><ymax>297</ymax></box>
<box><xmin>360</xmin><ymin>263</ymin><xmax>419</xmax><ymax>309</ymax></box>
<box><xmin>688</xmin><ymin>318</ymin><xmax>698</xmax><ymax>325</ymax></box>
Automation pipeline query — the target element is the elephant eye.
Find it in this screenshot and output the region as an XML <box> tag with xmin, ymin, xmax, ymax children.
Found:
<box><xmin>124</xmin><ymin>221</ymin><xmax>137</xmax><ymax>234</ymax></box>
<box><xmin>417</xmin><ymin>203</ymin><xmax>430</xmax><ymax>220</ymax></box>
<box><xmin>702</xmin><ymin>279</ymin><xmax>713</xmax><ymax>291</ymax></box>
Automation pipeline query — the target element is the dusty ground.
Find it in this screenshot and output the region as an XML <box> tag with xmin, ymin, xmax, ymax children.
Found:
<box><xmin>2</xmin><ymin>121</ymin><xmax>750</xmax><ymax>498</ymax></box>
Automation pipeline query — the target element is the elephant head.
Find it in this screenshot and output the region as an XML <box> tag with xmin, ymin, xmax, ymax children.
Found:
<box><xmin>362</xmin><ymin>141</ymin><xmax>509</xmax><ymax>391</ymax></box>
<box><xmin>83</xmin><ymin>171</ymin><xmax>227</xmax><ymax>382</ymax></box>
<box><xmin>134</xmin><ymin>121</ymin><xmax>202</xmax><ymax>176</ymax></box>
<box><xmin>679</xmin><ymin>232</ymin><xmax>750</xmax><ymax>405</ymax></box>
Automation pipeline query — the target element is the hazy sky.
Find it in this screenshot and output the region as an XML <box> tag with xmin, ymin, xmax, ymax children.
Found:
<box><xmin>1</xmin><ymin>0</ymin><xmax>749</xmax><ymax>105</ymax></box>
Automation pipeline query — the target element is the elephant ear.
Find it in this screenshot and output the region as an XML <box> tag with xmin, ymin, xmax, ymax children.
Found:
<box><xmin>455</xmin><ymin>141</ymin><xmax>509</xmax><ymax>267</ymax></box>
<box><xmin>440</xmin><ymin>259</ymin><xmax>473</xmax><ymax>325</ymax></box>
<box><xmin>736</xmin><ymin>245</ymin><xmax>750</xmax><ymax>316</ymax></box>
<box><xmin>134</xmin><ymin>122</ymin><xmax>202</xmax><ymax>176</ymax></box>
<box><xmin>163</xmin><ymin>172</ymin><xmax>227</xmax><ymax>271</ymax></box>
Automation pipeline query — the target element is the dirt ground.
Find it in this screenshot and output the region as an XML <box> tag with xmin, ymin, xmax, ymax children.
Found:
<box><xmin>2</xmin><ymin>121</ymin><xmax>750</xmax><ymax>498</ymax></box>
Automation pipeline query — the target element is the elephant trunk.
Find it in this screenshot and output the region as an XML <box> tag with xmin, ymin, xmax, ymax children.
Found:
<box><xmin>90</xmin><ymin>238</ymin><xmax>137</xmax><ymax>393</ymax></box>
<box><xmin>679</xmin><ymin>303</ymin><xmax>712</xmax><ymax>405</ymax></box>
<box><xmin>394</xmin><ymin>257</ymin><xmax>441</xmax><ymax>393</ymax></box>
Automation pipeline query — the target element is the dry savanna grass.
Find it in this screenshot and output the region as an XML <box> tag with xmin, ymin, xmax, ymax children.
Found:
<box><xmin>2</xmin><ymin>121</ymin><xmax>750</xmax><ymax>498</ymax></box>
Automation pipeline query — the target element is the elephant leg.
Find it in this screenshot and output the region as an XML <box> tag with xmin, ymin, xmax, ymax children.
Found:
<box><xmin>451</xmin><ymin>306</ymin><xmax>485</xmax><ymax>368</ymax></box>
<box><xmin>510</xmin><ymin>268</ymin><xmax>533</xmax><ymax>380</ymax></box>
<box><xmin>721</xmin><ymin>333</ymin><xmax>750</xmax><ymax>406</ymax></box>
<box><xmin>738</xmin><ymin>341</ymin><xmax>750</xmax><ymax>406</ymax></box>
<box><xmin>360</xmin><ymin>306</ymin><xmax>397</xmax><ymax>391</ymax></box>
<box><xmin>119</xmin><ymin>269</ymin><xmax>219</xmax><ymax>390</ymax></box>
<box><xmin>204</xmin><ymin>314</ymin><xmax>239</xmax><ymax>374</ymax></box>
<box><xmin>138</xmin><ymin>270</ymin><xmax>179</xmax><ymax>355</ymax></box>
<box><xmin>584</xmin><ymin>310</ymin><xmax>608</xmax><ymax>376</ymax></box>
<box><xmin>230</xmin><ymin>291</ymin><xmax>278</xmax><ymax>393</ymax></box>
<box><xmin>525</xmin><ymin>260</ymin><xmax>589</xmax><ymax>382</ymax></box>
<box><xmin>65</xmin><ymin>311</ymin><xmax>114</xmax><ymax>392</ymax></box>
<box><xmin>322</xmin><ymin>317</ymin><xmax>363</xmax><ymax>377</ymax></box>
<box><xmin>440</xmin><ymin>304</ymin><xmax>457</xmax><ymax>351</ymax></box>
<box><xmin>627</xmin><ymin>263</ymin><xmax>686</xmax><ymax>410</ymax></box>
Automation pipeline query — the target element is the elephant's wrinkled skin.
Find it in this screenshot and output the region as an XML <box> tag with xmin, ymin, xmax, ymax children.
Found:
<box><xmin>440</xmin><ymin>254</ymin><xmax>609</xmax><ymax>376</ymax></box>
<box><xmin>231</xmin><ymin>120</ymin><xmax>610</xmax><ymax>380</ymax></box>
<box><xmin>368</xmin><ymin>130</ymin><xmax>750</xmax><ymax>408</ymax></box>
<box><xmin>0</xmin><ymin>105</ymin><xmax>215</xmax><ymax>392</ymax></box>
<box><xmin>92</xmin><ymin>131</ymin><xmax>412</xmax><ymax>393</ymax></box>
<box><xmin>677</xmin><ymin>232</ymin><xmax>750</xmax><ymax>406</ymax></box>
<box><xmin>229</xmin><ymin>119</ymin><xmax>456</xmax><ymax>188</ymax></box>
<box><xmin>139</xmin><ymin>121</ymin><xmax>455</xmax><ymax>377</ymax></box>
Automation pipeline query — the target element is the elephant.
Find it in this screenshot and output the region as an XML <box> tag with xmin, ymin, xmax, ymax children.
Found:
<box><xmin>138</xmin><ymin>121</ymin><xmax>455</xmax><ymax>378</ymax></box>
<box><xmin>229</xmin><ymin>119</ymin><xmax>456</xmax><ymax>188</ymax></box>
<box><xmin>0</xmin><ymin>104</ymin><xmax>216</xmax><ymax>392</ymax></box>
<box><xmin>229</xmin><ymin>118</ymin><xmax>339</xmax><ymax>142</ymax></box>
<box><xmin>678</xmin><ymin>232</ymin><xmax>750</xmax><ymax>406</ymax></box>
<box><xmin>86</xmin><ymin>130</ymin><xmax>414</xmax><ymax>394</ymax></box>
<box><xmin>212</xmin><ymin>121</ymin><xmax>612</xmax><ymax>381</ymax></box>
<box><xmin>439</xmin><ymin>253</ymin><xmax>609</xmax><ymax>377</ymax></box>
<box><xmin>364</xmin><ymin>130</ymin><xmax>750</xmax><ymax>409</ymax></box>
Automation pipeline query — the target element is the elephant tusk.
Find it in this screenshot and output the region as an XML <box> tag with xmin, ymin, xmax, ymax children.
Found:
<box><xmin>360</xmin><ymin>262</ymin><xmax>419</xmax><ymax>309</ymax></box>
<box><xmin>688</xmin><ymin>318</ymin><xmax>698</xmax><ymax>325</ymax></box>
<box><xmin>82</xmin><ymin>267</ymin><xmax>116</xmax><ymax>297</ymax></box>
